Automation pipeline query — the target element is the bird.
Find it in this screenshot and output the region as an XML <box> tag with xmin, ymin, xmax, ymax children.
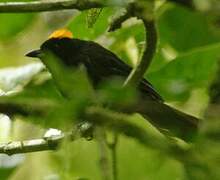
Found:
<box><xmin>26</xmin><ymin>29</ymin><xmax>199</xmax><ymax>141</ymax></box>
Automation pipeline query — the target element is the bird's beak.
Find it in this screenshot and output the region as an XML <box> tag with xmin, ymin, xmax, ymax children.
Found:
<box><xmin>25</xmin><ymin>49</ymin><xmax>42</xmax><ymax>58</ymax></box>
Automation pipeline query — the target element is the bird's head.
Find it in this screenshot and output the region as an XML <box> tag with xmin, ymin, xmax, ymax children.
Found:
<box><xmin>26</xmin><ymin>29</ymin><xmax>84</xmax><ymax>66</ymax></box>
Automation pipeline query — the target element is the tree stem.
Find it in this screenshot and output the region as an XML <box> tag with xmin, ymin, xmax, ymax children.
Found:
<box><xmin>96</xmin><ymin>128</ymin><xmax>111</xmax><ymax>180</ymax></box>
<box><xmin>124</xmin><ymin>19</ymin><xmax>157</xmax><ymax>87</ymax></box>
<box><xmin>108</xmin><ymin>133</ymin><xmax>119</xmax><ymax>180</ymax></box>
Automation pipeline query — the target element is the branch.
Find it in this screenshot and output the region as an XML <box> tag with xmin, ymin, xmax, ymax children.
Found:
<box><xmin>0</xmin><ymin>134</ymin><xmax>64</xmax><ymax>155</ymax></box>
<box><xmin>108</xmin><ymin>3</ymin><xmax>135</xmax><ymax>32</ymax></box>
<box><xmin>108</xmin><ymin>10</ymin><xmax>131</xmax><ymax>32</ymax></box>
<box><xmin>0</xmin><ymin>105</ymin><xmax>172</xmax><ymax>155</ymax></box>
<box><xmin>124</xmin><ymin>19</ymin><xmax>157</xmax><ymax>86</ymax></box>
<box><xmin>0</xmin><ymin>0</ymin><xmax>194</xmax><ymax>14</ymax></box>
<box><xmin>168</xmin><ymin>0</ymin><xmax>194</xmax><ymax>8</ymax></box>
<box><xmin>0</xmin><ymin>122</ymin><xmax>92</xmax><ymax>155</ymax></box>
<box><xmin>107</xmin><ymin>2</ymin><xmax>158</xmax><ymax>87</ymax></box>
<box><xmin>0</xmin><ymin>0</ymin><xmax>104</xmax><ymax>13</ymax></box>
<box><xmin>0</xmin><ymin>100</ymin><xmax>192</xmax><ymax>159</ymax></box>
<box><xmin>86</xmin><ymin>107</ymin><xmax>170</xmax><ymax>150</ymax></box>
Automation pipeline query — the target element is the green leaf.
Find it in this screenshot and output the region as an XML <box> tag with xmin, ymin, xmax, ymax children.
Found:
<box><xmin>0</xmin><ymin>13</ymin><xmax>34</xmax><ymax>41</ymax></box>
<box><xmin>97</xmin><ymin>78</ymin><xmax>137</xmax><ymax>108</ymax></box>
<box><xmin>108</xmin><ymin>23</ymin><xmax>145</xmax><ymax>66</ymax></box>
<box><xmin>148</xmin><ymin>43</ymin><xmax>220</xmax><ymax>101</ymax></box>
<box><xmin>158</xmin><ymin>5</ymin><xmax>220</xmax><ymax>52</ymax></box>
<box><xmin>0</xmin><ymin>77</ymin><xmax>80</xmax><ymax>129</ymax></box>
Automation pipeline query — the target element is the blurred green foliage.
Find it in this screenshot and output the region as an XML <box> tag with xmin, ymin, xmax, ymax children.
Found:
<box><xmin>68</xmin><ymin>8</ymin><xmax>115</xmax><ymax>40</ymax></box>
<box><xmin>0</xmin><ymin>0</ymin><xmax>34</xmax><ymax>41</ymax></box>
<box><xmin>149</xmin><ymin>44</ymin><xmax>220</xmax><ymax>101</ymax></box>
<box><xmin>0</xmin><ymin>0</ymin><xmax>220</xmax><ymax>180</ymax></box>
<box><xmin>0</xmin><ymin>13</ymin><xmax>33</xmax><ymax>40</ymax></box>
<box><xmin>158</xmin><ymin>5</ymin><xmax>220</xmax><ymax>52</ymax></box>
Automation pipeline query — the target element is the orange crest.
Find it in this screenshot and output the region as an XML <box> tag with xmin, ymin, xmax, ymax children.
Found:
<box><xmin>48</xmin><ymin>29</ymin><xmax>73</xmax><ymax>39</ymax></box>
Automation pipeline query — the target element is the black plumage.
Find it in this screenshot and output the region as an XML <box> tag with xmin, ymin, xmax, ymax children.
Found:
<box><xmin>26</xmin><ymin>37</ymin><xmax>199</xmax><ymax>141</ymax></box>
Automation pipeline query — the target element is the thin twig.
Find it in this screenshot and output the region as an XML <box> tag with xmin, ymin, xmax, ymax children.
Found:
<box><xmin>108</xmin><ymin>3</ymin><xmax>135</xmax><ymax>32</ymax></box>
<box><xmin>0</xmin><ymin>0</ymin><xmax>104</xmax><ymax>13</ymax></box>
<box><xmin>124</xmin><ymin>19</ymin><xmax>157</xmax><ymax>86</ymax></box>
<box><xmin>96</xmin><ymin>127</ymin><xmax>111</xmax><ymax>180</ymax></box>
<box><xmin>108</xmin><ymin>10</ymin><xmax>131</xmax><ymax>32</ymax></box>
<box><xmin>0</xmin><ymin>122</ymin><xmax>90</xmax><ymax>156</ymax></box>
<box><xmin>107</xmin><ymin>133</ymin><xmax>119</xmax><ymax>180</ymax></box>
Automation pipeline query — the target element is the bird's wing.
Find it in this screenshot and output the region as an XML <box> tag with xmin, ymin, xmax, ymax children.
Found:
<box><xmin>84</xmin><ymin>42</ymin><xmax>163</xmax><ymax>101</ymax></box>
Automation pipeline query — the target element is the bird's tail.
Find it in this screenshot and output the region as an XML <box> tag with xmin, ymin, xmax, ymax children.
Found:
<box><xmin>135</xmin><ymin>101</ymin><xmax>200</xmax><ymax>141</ymax></box>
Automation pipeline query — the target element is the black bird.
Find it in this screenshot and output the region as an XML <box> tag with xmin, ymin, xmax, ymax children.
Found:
<box><xmin>26</xmin><ymin>29</ymin><xmax>199</xmax><ymax>141</ymax></box>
